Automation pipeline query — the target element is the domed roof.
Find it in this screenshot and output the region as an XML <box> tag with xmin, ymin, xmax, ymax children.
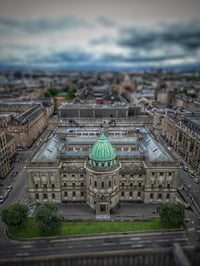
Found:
<box><xmin>89</xmin><ymin>129</ymin><xmax>116</xmax><ymax>162</ymax></box>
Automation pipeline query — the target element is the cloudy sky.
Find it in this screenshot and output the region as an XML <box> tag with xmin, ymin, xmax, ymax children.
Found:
<box><xmin>0</xmin><ymin>0</ymin><xmax>200</xmax><ymax>70</ymax></box>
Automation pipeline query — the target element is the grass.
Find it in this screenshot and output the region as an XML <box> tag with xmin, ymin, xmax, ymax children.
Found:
<box><xmin>8</xmin><ymin>218</ymin><xmax>179</xmax><ymax>239</ymax></box>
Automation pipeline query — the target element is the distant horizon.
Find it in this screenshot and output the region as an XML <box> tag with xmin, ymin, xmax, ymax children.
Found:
<box><xmin>0</xmin><ymin>1</ymin><xmax>200</xmax><ymax>71</ymax></box>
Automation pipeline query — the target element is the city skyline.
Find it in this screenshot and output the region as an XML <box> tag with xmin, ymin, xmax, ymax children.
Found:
<box><xmin>0</xmin><ymin>0</ymin><xmax>200</xmax><ymax>70</ymax></box>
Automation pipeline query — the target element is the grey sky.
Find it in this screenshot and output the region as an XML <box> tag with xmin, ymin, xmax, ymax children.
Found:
<box><xmin>0</xmin><ymin>0</ymin><xmax>200</xmax><ymax>69</ymax></box>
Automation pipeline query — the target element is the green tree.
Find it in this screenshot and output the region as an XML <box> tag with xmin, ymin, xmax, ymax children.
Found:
<box><xmin>158</xmin><ymin>203</ymin><xmax>185</xmax><ymax>227</ymax></box>
<box><xmin>1</xmin><ymin>204</ymin><xmax>28</xmax><ymax>228</ymax></box>
<box><xmin>44</xmin><ymin>87</ymin><xmax>58</xmax><ymax>97</ymax></box>
<box><xmin>35</xmin><ymin>203</ymin><xmax>62</xmax><ymax>235</ymax></box>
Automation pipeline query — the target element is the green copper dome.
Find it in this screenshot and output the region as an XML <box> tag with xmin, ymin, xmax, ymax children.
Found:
<box><xmin>89</xmin><ymin>129</ymin><xmax>116</xmax><ymax>167</ymax></box>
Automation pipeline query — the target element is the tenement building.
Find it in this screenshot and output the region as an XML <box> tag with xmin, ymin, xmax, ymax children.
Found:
<box><xmin>0</xmin><ymin>132</ymin><xmax>16</xmax><ymax>181</ymax></box>
<box><xmin>27</xmin><ymin>125</ymin><xmax>178</xmax><ymax>218</ymax></box>
<box><xmin>0</xmin><ymin>101</ymin><xmax>50</xmax><ymax>148</ymax></box>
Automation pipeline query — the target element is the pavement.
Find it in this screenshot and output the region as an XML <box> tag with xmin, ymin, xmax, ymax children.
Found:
<box><xmin>57</xmin><ymin>202</ymin><xmax>159</xmax><ymax>221</ymax></box>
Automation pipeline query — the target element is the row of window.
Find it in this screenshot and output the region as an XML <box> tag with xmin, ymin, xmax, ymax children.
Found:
<box><xmin>35</xmin><ymin>191</ymin><xmax>85</xmax><ymax>200</ymax></box>
<box><xmin>151</xmin><ymin>172</ymin><xmax>172</xmax><ymax>176</ymax></box>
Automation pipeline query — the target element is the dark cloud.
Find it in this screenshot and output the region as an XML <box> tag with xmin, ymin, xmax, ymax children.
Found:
<box><xmin>97</xmin><ymin>16</ymin><xmax>116</xmax><ymax>27</ymax></box>
<box><xmin>0</xmin><ymin>16</ymin><xmax>91</xmax><ymax>34</ymax></box>
<box><xmin>118</xmin><ymin>20</ymin><xmax>200</xmax><ymax>52</ymax></box>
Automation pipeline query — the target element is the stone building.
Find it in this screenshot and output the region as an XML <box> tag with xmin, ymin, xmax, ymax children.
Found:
<box><xmin>0</xmin><ymin>101</ymin><xmax>50</xmax><ymax>148</ymax></box>
<box><xmin>27</xmin><ymin>125</ymin><xmax>178</xmax><ymax>219</ymax></box>
<box><xmin>154</xmin><ymin>111</ymin><xmax>200</xmax><ymax>174</ymax></box>
<box><xmin>0</xmin><ymin>132</ymin><xmax>16</xmax><ymax>181</ymax></box>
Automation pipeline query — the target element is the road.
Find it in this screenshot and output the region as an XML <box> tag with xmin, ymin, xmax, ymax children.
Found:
<box><xmin>0</xmin><ymin>230</ymin><xmax>199</xmax><ymax>260</ymax></box>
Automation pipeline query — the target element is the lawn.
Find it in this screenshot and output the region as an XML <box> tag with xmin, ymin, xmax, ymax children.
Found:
<box><xmin>9</xmin><ymin>218</ymin><xmax>178</xmax><ymax>239</ymax></box>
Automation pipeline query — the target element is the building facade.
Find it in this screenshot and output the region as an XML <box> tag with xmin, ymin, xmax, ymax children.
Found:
<box><xmin>0</xmin><ymin>132</ymin><xmax>16</xmax><ymax>181</ymax></box>
<box><xmin>27</xmin><ymin>125</ymin><xmax>178</xmax><ymax>218</ymax></box>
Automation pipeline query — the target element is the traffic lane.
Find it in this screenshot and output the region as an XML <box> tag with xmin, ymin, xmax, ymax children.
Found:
<box><xmin>0</xmin><ymin>231</ymin><xmax>194</xmax><ymax>259</ymax></box>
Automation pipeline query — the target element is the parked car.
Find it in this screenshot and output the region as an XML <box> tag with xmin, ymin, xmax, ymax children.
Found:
<box><xmin>192</xmin><ymin>177</ymin><xmax>200</xmax><ymax>184</ymax></box>
<box><xmin>7</xmin><ymin>185</ymin><xmax>13</xmax><ymax>192</ymax></box>
<box><xmin>12</xmin><ymin>171</ymin><xmax>18</xmax><ymax>177</ymax></box>
<box><xmin>182</xmin><ymin>165</ymin><xmax>188</xmax><ymax>171</ymax></box>
<box><xmin>189</xmin><ymin>172</ymin><xmax>196</xmax><ymax>179</ymax></box>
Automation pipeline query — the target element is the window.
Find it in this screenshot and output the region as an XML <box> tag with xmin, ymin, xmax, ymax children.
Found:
<box><xmin>158</xmin><ymin>184</ymin><xmax>162</xmax><ymax>189</ymax></box>
<box><xmin>72</xmin><ymin>174</ymin><xmax>75</xmax><ymax>177</ymax></box>
<box><xmin>129</xmin><ymin>191</ymin><xmax>132</xmax><ymax>197</ymax></box>
<box><xmin>151</xmin><ymin>184</ymin><xmax>154</xmax><ymax>189</ymax></box>
<box><xmin>130</xmin><ymin>183</ymin><xmax>133</xmax><ymax>187</ymax></box>
<box><xmin>80</xmin><ymin>174</ymin><xmax>84</xmax><ymax>177</ymax></box>
<box><xmin>35</xmin><ymin>184</ymin><xmax>38</xmax><ymax>188</ymax></box>
<box><xmin>81</xmin><ymin>182</ymin><xmax>84</xmax><ymax>187</ymax></box>
<box><xmin>52</xmin><ymin>184</ymin><xmax>55</xmax><ymax>189</ymax></box>
<box><xmin>64</xmin><ymin>182</ymin><xmax>67</xmax><ymax>187</ymax></box>
<box><xmin>150</xmin><ymin>193</ymin><xmax>153</xmax><ymax>199</ymax></box>
<box><xmin>64</xmin><ymin>191</ymin><xmax>68</xmax><ymax>197</ymax></box>
<box><xmin>167</xmin><ymin>184</ymin><xmax>171</xmax><ymax>189</ymax></box>
<box><xmin>160</xmin><ymin>172</ymin><xmax>164</xmax><ymax>176</ymax></box>
<box><xmin>121</xmin><ymin>182</ymin><xmax>124</xmax><ymax>187</ymax></box>
<box><xmin>63</xmin><ymin>174</ymin><xmax>66</xmax><ymax>177</ymax></box>
<box><xmin>43</xmin><ymin>193</ymin><xmax>47</xmax><ymax>199</ymax></box>
<box><xmin>138</xmin><ymin>183</ymin><xmax>141</xmax><ymax>187</ymax></box>
<box><xmin>137</xmin><ymin>191</ymin><xmax>141</xmax><ymax>197</ymax></box>
<box><xmin>72</xmin><ymin>183</ymin><xmax>75</xmax><ymax>187</ymax></box>
<box><xmin>158</xmin><ymin>193</ymin><xmax>162</xmax><ymax>199</ymax></box>
<box><xmin>90</xmin><ymin>179</ymin><xmax>91</xmax><ymax>185</ymax></box>
<box><xmin>101</xmin><ymin>182</ymin><xmax>104</xmax><ymax>188</ymax></box>
<box><xmin>122</xmin><ymin>175</ymin><xmax>125</xmax><ymax>177</ymax></box>
<box><xmin>52</xmin><ymin>193</ymin><xmax>55</xmax><ymax>199</ymax></box>
<box><xmin>94</xmin><ymin>181</ymin><xmax>97</xmax><ymax>187</ymax></box>
<box><xmin>35</xmin><ymin>193</ymin><xmax>39</xmax><ymax>200</ymax></box>
<box><xmin>121</xmin><ymin>191</ymin><xmax>124</xmax><ymax>197</ymax></box>
<box><xmin>72</xmin><ymin>191</ymin><xmax>76</xmax><ymax>197</ymax></box>
<box><xmin>109</xmin><ymin>181</ymin><xmax>111</xmax><ymax>187</ymax></box>
<box><xmin>168</xmin><ymin>172</ymin><xmax>172</xmax><ymax>176</ymax></box>
<box><xmin>166</xmin><ymin>193</ymin><xmax>170</xmax><ymax>199</ymax></box>
<box><xmin>81</xmin><ymin>191</ymin><xmax>84</xmax><ymax>197</ymax></box>
<box><xmin>130</xmin><ymin>174</ymin><xmax>133</xmax><ymax>177</ymax></box>
<box><xmin>152</xmin><ymin>172</ymin><xmax>155</xmax><ymax>176</ymax></box>
<box><xmin>43</xmin><ymin>184</ymin><xmax>47</xmax><ymax>188</ymax></box>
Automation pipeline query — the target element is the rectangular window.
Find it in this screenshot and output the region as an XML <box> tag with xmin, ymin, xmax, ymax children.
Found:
<box><xmin>52</xmin><ymin>184</ymin><xmax>55</xmax><ymax>189</ymax></box>
<box><xmin>151</xmin><ymin>184</ymin><xmax>154</xmax><ymax>189</ymax></box>
<box><xmin>72</xmin><ymin>183</ymin><xmax>75</xmax><ymax>187</ymax></box>
<box><xmin>152</xmin><ymin>172</ymin><xmax>155</xmax><ymax>176</ymax></box>
<box><xmin>81</xmin><ymin>191</ymin><xmax>84</xmax><ymax>197</ymax></box>
<box><xmin>109</xmin><ymin>181</ymin><xmax>111</xmax><ymax>187</ymax></box>
<box><xmin>43</xmin><ymin>193</ymin><xmax>47</xmax><ymax>199</ymax></box>
<box><xmin>52</xmin><ymin>193</ymin><xmax>55</xmax><ymax>199</ymax></box>
<box><xmin>166</xmin><ymin>193</ymin><xmax>170</xmax><ymax>199</ymax></box>
<box><xmin>160</xmin><ymin>172</ymin><xmax>164</xmax><ymax>176</ymax></box>
<box><xmin>130</xmin><ymin>183</ymin><xmax>133</xmax><ymax>187</ymax></box>
<box><xmin>35</xmin><ymin>184</ymin><xmax>38</xmax><ymax>188</ymax></box>
<box><xmin>35</xmin><ymin>193</ymin><xmax>39</xmax><ymax>200</ymax></box>
<box><xmin>137</xmin><ymin>191</ymin><xmax>141</xmax><ymax>197</ymax></box>
<box><xmin>81</xmin><ymin>182</ymin><xmax>84</xmax><ymax>187</ymax></box>
<box><xmin>168</xmin><ymin>172</ymin><xmax>172</xmax><ymax>176</ymax></box>
<box><xmin>167</xmin><ymin>184</ymin><xmax>170</xmax><ymax>189</ymax></box>
<box><xmin>158</xmin><ymin>184</ymin><xmax>162</xmax><ymax>189</ymax></box>
<box><xmin>121</xmin><ymin>191</ymin><xmax>124</xmax><ymax>197</ymax></box>
<box><xmin>64</xmin><ymin>191</ymin><xmax>68</xmax><ymax>197</ymax></box>
<box><xmin>101</xmin><ymin>182</ymin><xmax>104</xmax><ymax>188</ymax></box>
<box><xmin>64</xmin><ymin>182</ymin><xmax>67</xmax><ymax>187</ymax></box>
<box><xmin>150</xmin><ymin>193</ymin><xmax>153</xmax><ymax>199</ymax></box>
<box><xmin>129</xmin><ymin>191</ymin><xmax>132</xmax><ymax>197</ymax></box>
<box><xmin>72</xmin><ymin>191</ymin><xmax>76</xmax><ymax>197</ymax></box>
<box><xmin>121</xmin><ymin>182</ymin><xmax>124</xmax><ymax>187</ymax></box>
<box><xmin>158</xmin><ymin>193</ymin><xmax>162</xmax><ymax>199</ymax></box>
<box><xmin>43</xmin><ymin>184</ymin><xmax>47</xmax><ymax>189</ymax></box>
<box><xmin>138</xmin><ymin>183</ymin><xmax>141</xmax><ymax>187</ymax></box>
<box><xmin>95</xmin><ymin>181</ymin><xmax>97</xmax><ymax>187</ymax></box>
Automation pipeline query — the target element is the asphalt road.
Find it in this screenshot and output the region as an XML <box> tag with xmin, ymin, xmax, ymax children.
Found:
<box><xmin>0</xmin><ymin>230</ymin><xmax>199</xmax><ymax>260</ymax></box>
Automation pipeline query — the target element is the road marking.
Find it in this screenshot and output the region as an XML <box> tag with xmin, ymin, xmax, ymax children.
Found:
<box><xmin>21</xmin><ymin>245</ymin><xmax>32</xmax><ymax>249</ymax></box>
<box><xmin>141</xmin><ymin>240</ymin><xmax>152</xmax><ymax>243</ymax></box>
<box><xmin>129</xmin><ymin>237</ymin><xmax>141</xmax><ymax>241</ymax></box>
<box><xmin>16</xmin><ymin>253</ymin><xmax>30</xmax><ymax>257</ymax></box>
<box><xmin>120</xmin><ymin>241</ymin><xmax>132</xmax><ymax>245</ymax></box>
<box><xmin>131</xmin><ymin>244</ymin><xmax>143</xmax><ymax>248</ymax></box>
<box><xmin>156</xmin><ymin>239</ymin><xmax>169</xmax><ymax>242</ymax></box>
<box><xmin>174</xmin><ymin>238</ymin><xmax>188</xmax><ymax>241</ymax></box>
<box><xmin>102</xmin><ymin>243</ymin><xmax>117</xmax><ymax>246</ymax></box>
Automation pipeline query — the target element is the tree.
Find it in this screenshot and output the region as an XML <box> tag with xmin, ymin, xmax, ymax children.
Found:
<box><xmin>35</xmin><ymin>203</ymin><xmax>62</xmax><ymax>235</ymax></box>
<box><xmin>158</xmin><ymin>203</ymin><xmax>185</xmax><ymax>227</ymax></box>
<box><xmin>1</xmin><ymin>204</ymin><xmax>28</xmax><ymax>228</ymax></box>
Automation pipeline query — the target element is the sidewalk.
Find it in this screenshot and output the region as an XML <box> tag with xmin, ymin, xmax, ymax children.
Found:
<box><xmin>58</xmin><ymin>203</ymin><xmax>159</xmax><ymax>221</ymax></box>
